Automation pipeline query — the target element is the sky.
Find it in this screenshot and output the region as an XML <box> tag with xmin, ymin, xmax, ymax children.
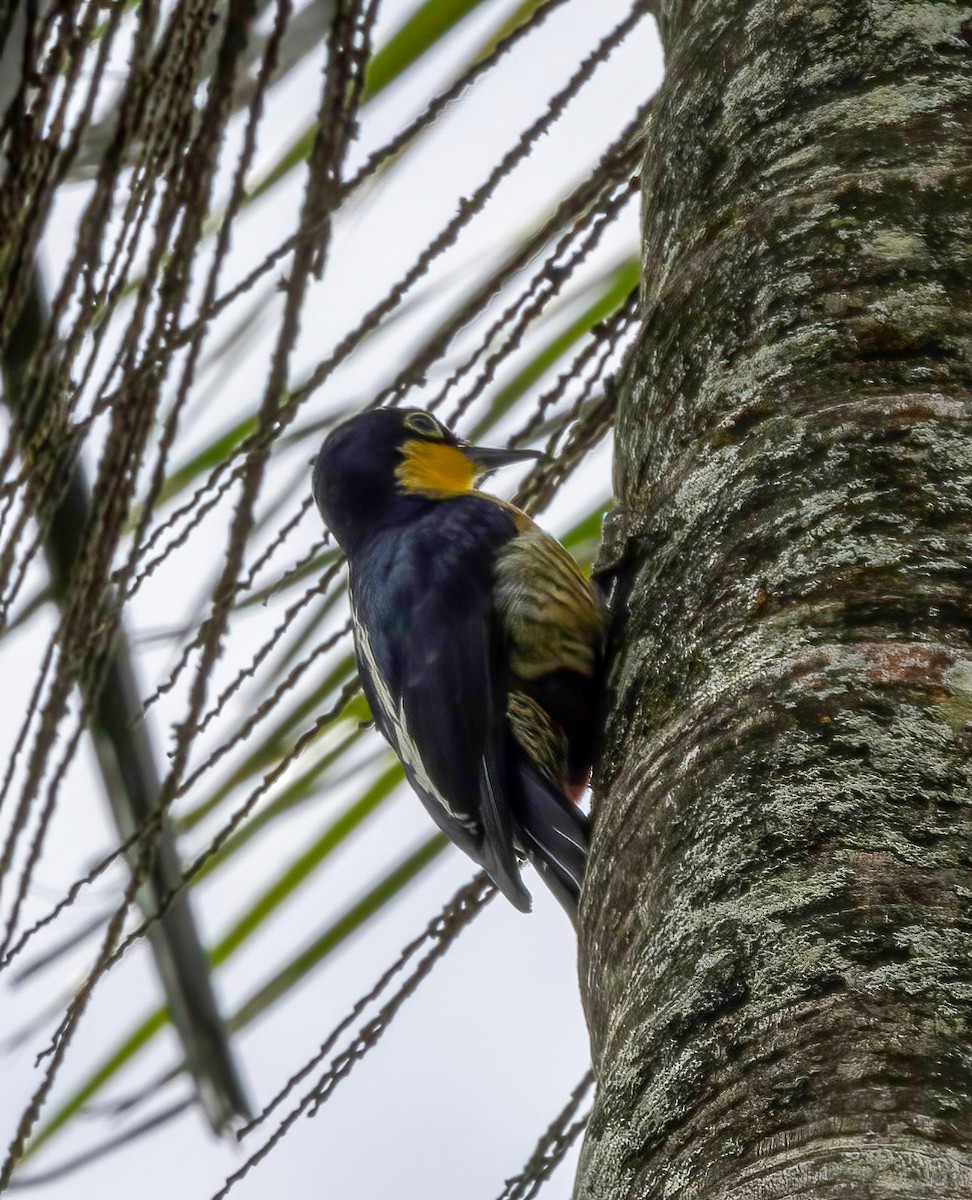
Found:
<box><xmin>0</xmin><ymin>3</ymin><xmax>664</xmax><ymax>1197</ymax></box>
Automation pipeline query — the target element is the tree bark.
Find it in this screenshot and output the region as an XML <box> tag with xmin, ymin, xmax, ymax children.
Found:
<box><xmin>578</xmin><ymin>3</ymin><xmax>972</xmax><ymax>1198</ymax></box>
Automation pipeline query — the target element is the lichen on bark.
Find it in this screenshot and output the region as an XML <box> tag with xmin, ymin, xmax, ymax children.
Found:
<box><xmin>577</xmin><ymin>2</ymin><xmax>972</xmax><ymax>1197</ymax></box>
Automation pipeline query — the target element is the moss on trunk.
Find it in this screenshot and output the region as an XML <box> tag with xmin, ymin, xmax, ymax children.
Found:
<box><xmin>578</xmin><ymin>3</ymin><xmax>972</xmax><ymax>1196</ymax></box>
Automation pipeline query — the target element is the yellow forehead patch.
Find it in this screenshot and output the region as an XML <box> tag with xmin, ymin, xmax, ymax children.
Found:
<box><xmin>396</xmin><ymin>439</ymin><xmax>476</xmax><ymax>498</ymax></box>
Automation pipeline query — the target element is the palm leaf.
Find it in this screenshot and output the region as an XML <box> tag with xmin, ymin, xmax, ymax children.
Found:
<box><xmin>1</xmin><ymin>0</ymin><xmax>650</xmax><ymax>1184</ymax></box>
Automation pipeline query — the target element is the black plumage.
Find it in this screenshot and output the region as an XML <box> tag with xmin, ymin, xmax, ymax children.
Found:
<box><xmin>312</xmin><ymin>407</ymin><xmax>606</xmax><ymax>921</ymax></box>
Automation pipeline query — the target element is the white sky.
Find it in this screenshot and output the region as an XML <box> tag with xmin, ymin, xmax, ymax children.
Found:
<box><xmin>0</xmin><ymin>3</ymin><xmax>664</xmax><ymax>1197</ymax></box>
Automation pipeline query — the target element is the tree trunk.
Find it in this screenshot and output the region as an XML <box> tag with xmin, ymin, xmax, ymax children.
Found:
<box><xmin>578</xmin><ymin>4</ymin><xmax>972</xmax><ymax>1198</ymax></box>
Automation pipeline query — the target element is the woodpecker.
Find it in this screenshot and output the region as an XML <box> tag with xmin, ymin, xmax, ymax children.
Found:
<box><xmin>312</xmin><ymin>407</ymin><xmax>606</xmax><ymax>921</ymax></box>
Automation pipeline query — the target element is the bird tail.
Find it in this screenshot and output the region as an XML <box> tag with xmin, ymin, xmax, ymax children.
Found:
<box><xmin>513</xmin><ymin>767</ymin><xmax>589</xmax><ymax>924</ymax></box>
<box><xmin>479</xmin><ymin>756</ymin><xmax>533</xmax><ymax>913</ymax></box>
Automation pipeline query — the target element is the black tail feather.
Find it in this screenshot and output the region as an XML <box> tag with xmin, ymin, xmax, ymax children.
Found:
<box><xmin>513</xmin><ymin>766</ymin><xmax>589</xmax><ymax>924</ymax></box>
<box><xmin>479</xmin><ymin>758</ymin><xmax>532</xmax><ymax>912</ymax></box>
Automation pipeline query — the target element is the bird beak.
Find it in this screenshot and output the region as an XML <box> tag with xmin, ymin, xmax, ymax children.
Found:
<box><xmin>462</xmin><ymin>443</ymin><xmax>543</xmax><ymax>475</ymax></box>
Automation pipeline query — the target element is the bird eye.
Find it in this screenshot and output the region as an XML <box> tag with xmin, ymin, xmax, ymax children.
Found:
<box><xmin>403</xmin><ymin>413</ymin><xmax>444</xmax><ymax>439</ymax></box>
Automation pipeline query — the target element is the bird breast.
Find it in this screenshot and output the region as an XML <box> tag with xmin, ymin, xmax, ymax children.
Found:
<box><xmin>493</xmin><ymin>529</ymin><xmax>603</xmax><ymax>682</ymax></box>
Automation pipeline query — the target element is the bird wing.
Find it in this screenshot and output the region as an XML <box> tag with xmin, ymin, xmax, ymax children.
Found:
<box><xmin>350</xmin><ymin>500</ymin><xmax>531</xmax><ymax>911</ymax></box>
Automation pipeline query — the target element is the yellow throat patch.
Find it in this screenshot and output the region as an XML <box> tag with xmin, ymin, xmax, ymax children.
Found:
<box><xmin>396</xmin><ymin>439</ymin><xmax>476</xmax><ymax>498</ymax></box>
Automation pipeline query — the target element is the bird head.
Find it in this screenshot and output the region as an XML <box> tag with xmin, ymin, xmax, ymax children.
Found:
<box><xmin>313</xmin><ymin>408</ymin><xmax>541</xmax><ymax>551</ymax></box>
